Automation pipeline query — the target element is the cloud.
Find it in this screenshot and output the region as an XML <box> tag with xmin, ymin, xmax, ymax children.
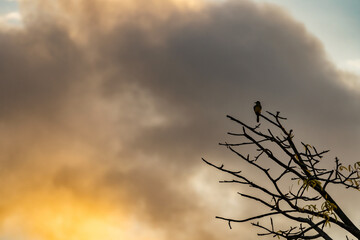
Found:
<box><xmin>0</xmin><ymin>0</ymin><xmax>359</xmax><ymax>239</ymax></box>
<box><xmin>2</xmin><ymin>12</ymin><xmax>21</xmax><ymax>21</ymax></box>
<box><xmin>0</xmin><ymin>11</ymin><xmax>22</xmax><ymax>26</ymax></box>
<box><xmin>343</xmin><ymin>59</ymin><xmax>360</xmax><ymax>74</ymax></box>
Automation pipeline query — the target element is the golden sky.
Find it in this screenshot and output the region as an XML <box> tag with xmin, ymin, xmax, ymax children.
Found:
<box><xmin>0</xmin><ymin>0</ymin><xmax>359</xmax><ymax>239</ymax></box>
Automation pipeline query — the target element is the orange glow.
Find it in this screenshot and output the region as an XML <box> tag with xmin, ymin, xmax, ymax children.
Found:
<box><xmin>1</xmin><ymin>190</ymin><xmax>163</xmax><ymax>240</ymax></box>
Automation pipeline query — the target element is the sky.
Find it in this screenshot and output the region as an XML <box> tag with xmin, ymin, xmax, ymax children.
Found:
<box><xmin>0</xmin><ymin>0</ymin><xmax>21</xmax><ymax>26</ymax></box>
<box><xmin>254</xmin><ymin>0</ymin><xmax>360</xmax><ymax>75</ymax></box>
<box><xmin>0</xmin><ymin>0</ymin><xmax>359</xmax><ymax>239</ymax></box>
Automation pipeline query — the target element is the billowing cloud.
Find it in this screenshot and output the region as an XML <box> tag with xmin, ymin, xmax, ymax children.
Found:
<box><xmin>0</xmin><ymin>0</ymin><xmax>359</xmax><ymax>239</ymax></box>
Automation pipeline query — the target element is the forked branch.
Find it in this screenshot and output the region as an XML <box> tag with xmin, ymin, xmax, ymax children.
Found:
<box><xmin>203</xmin><ymin>111</ymin><xmax>360</xmax><ymax>239</ymax></box>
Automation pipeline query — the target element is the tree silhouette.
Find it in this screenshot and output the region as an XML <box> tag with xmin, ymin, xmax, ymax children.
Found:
<box><xmin>203</xmin><ymin>110</ymin><xmax>360</xmax><ymax>240</ymax></box>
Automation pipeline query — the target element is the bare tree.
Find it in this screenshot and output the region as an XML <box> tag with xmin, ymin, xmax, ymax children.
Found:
<box><xmin>203</xmin><ymin>110</ymin><xmax>360</xmax><ymax>240</ymax></box>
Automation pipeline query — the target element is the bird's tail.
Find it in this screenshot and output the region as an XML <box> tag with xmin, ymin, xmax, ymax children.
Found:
<box><xmin>257</xmin><ymin>115</ymin><xmax>259</xmax><ymax>123</ymax></box>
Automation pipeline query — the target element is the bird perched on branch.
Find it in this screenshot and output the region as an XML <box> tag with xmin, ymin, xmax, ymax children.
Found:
<box><xmin>253</xmin><ymin>101</ymin><xmax>262</xmax><ymax>123</ymax></box>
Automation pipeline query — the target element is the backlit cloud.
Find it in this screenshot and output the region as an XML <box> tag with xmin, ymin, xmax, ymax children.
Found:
<box><xmin>0</xmin><ymin>0</ymin><xmax>359</xmax><ymax>239</ymax></box>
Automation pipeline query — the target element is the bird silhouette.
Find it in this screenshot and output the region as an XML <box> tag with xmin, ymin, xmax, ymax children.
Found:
<box><xmin>253</xmin><ymin>101</ymin><xmax>262</xmax><ymax>123</ymax></box>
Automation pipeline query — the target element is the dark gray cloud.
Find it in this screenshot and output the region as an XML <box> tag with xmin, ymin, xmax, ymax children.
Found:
<box><xmin>0</xmin><ymin>0</ymin><xmax>358</xmax><ymax>239</ymax></box>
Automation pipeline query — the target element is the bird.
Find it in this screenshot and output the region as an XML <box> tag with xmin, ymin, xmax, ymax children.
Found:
<box><xmin>253</xmin><ymin>101</ymin><xmax>262</xmax><ymax>123</ymax></box>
